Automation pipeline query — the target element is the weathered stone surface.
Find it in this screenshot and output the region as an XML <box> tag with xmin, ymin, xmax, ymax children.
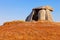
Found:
<box><xmin>25</xmin><ymin>10</ymin><xmax>35</xmax><ymax>21</ymax></box>
<box><xmin>46</xmin><ymin>9</ymin><xmax>53</xmax><ymax>21</ymax></box>
<box><xmin>25</xmin><ymin>6</ymin><xmax>53</xmax><ymax>22</ymax></box>
<box><xmin>33</xmin><ymin>5</ymin><xmax>53</xmax><ymax>11</ymax></box>
<box><xmin>38</xmin><ymin>9</ymin><xmax>46</xmax><ymax>20</ymax></box>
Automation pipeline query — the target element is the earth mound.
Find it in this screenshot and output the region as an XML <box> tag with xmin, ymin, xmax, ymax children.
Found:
<box><xmin>0</xmin><ymin>21</ymin><xmax>60</xmax><ymax>40</ymax></box>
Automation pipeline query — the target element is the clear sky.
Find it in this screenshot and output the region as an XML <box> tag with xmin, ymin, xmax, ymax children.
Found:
<box><xmin>0</xmin><ymin>0</ymin><xmax>60</xmax><ymax>25</ymax></box>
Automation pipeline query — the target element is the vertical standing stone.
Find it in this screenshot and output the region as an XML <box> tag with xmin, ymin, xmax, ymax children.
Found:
<box><xmin>46</xmin><ymin>9</ymin><xmax>53</xmax><ymax>21</ymax></box>
<box><xmin>30</xmin><ymin>10</ymin><xmax>35</xmax><ymax>21</ymax></box>
<box><xmin>25</xmin><ymin>10</ymin><xmax>35</xmax><ymax>21</ymax></box>
<box><xmin>38</xmin><ymin>9</ymin><xmax>46</xmax><ymax>21</ymax></box>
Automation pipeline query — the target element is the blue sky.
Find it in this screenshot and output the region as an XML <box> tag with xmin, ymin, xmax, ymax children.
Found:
<box><xmin>0</xmin><ymin>0</ymin><xmax>60</xmax><ymax>25</ymax></box>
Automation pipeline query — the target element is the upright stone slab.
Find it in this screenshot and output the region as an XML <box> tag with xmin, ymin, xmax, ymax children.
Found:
<box><xmin>38</xmin><ymin>9</ymin><xmax>46</xmax><ymax>21</ymax></box>
<box><xmin>25</xmin><ymin>10</ymin><xmax>35</xmax><ymax>21</ymax></box>
<box><xmin>46</xmin><ymin>9</ymin><xmax>53</xmax><ymax>21</ymax></box>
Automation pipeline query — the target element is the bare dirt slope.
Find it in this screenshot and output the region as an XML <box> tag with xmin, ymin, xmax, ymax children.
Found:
<box><xmin>0</xmin><ymin>21</ymin><xmax>60</xmax><ymax>40</ymax></box>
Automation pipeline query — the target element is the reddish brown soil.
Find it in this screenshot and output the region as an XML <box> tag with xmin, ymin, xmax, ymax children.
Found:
<box><xmin>0</xmin><ymin>21</ymin><xmax>60</xmax><ymax>40</ymax></box>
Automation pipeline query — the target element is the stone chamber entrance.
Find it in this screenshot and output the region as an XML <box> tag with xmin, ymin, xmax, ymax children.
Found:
<box><xmin>32</xmin><ymin>9</ymin><xmax>40</xmax><ymax>21</ymax></box>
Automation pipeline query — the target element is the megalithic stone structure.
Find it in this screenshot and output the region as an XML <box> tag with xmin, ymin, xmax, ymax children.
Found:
<box><xmin>25</xmin><ymin>6</ymin><xmax>53</xmax><ymax>22</ymax></box>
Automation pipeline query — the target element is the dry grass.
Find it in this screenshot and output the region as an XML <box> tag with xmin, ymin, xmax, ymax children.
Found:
<box><xmin>0</xmin><ymin>21</ymin><xmax>60</xmax><ymax>40</ymax></box>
